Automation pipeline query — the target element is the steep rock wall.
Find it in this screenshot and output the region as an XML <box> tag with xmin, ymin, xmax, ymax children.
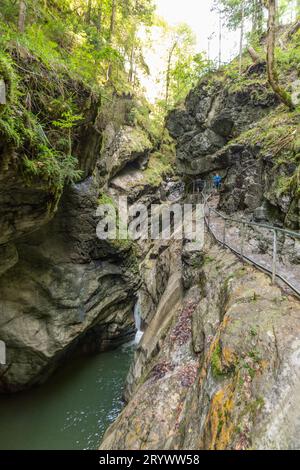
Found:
<box><xmin>0</xmin><ymin>49</ymin><xmax>156</xmax><ymax>392</ymax></box>
<box><xmin>167</xmin><ymin>66</ymin><xmax>299</xmax><ymax>229</ymax></box>
<box><xmin>100</xmin><ymin>235</ymin><xmax>300</xmax><ymax>450</ymax></box>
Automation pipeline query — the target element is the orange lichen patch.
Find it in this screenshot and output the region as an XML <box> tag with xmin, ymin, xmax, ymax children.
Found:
<box><xmin>221</xmin><ymin>315</ymin><xmax>231</xmax><ymax>330</ymax></box>
<box><xmin>204</xmin><ymin>383</ymin><xmax>236</xmax><ymax>450</ymax></box>
<box><xmin>222</xmin><ymin>346</ymin><xmax>237</xmax><ymax>370</ymax></box>
<box><xmin>259</xmin><ymin>359</ymin><xmax>269</xmax><ymax>371</ymax></box>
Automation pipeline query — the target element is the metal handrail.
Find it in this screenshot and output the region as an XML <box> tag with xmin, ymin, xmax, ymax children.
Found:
<box><xmin>204</xmin><ymin>203</ymin><xmax>300</xmax><ymax>299</ymax></box>
<box><xmin>209</xmin><ymin>207</ymin><xmax>300</xmax><ymax>240</ymax></box>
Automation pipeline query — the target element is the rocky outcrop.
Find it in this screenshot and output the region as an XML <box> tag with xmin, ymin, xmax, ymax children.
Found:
<box><xmin>99</xmin><ymin>125</ymin><xmax>152</xmax><ymax>181</ymax></box>
<box><xmin>0</xmin><ymin>45</ymin><xmax>164</xmax><ymax>391</ymax></box>
<box><xmin>0</xmin><ymin>169</ymin><xmax>58</xmax><ymax>249</ymax></box>
<box><xmin>0</xmin><ymin>173</ymin><xmax>140</xmax><ymax>391</ymax></box>
<box><xmin>167</xmin><ymin>67</ymin><xmax>299</xmax><ymax>229</ymax></box>
<box><xmin>167</xmin><ymin>71</ymin><xmax>279</xmax><ymax>176</ymax></box>
<box><xmin>100</xmin><ymin>235</ymin><xmax>300</xmax><ymax>450</ymax></box>
<box><xmin>0</xmin><ymin>108</ymin><xmax>160</xmax><ymax>391</ymax></box>
<box><xmin>124</xmin><ymin>240</ymin><xmax>183</xmax><ymax>401</ymax></box>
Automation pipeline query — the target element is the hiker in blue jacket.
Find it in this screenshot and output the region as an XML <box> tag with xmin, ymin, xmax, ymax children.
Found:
<box><xmin>213</xmin><ymin>173</ymin><xmax>222</xmax><ymax>190</ymax></box>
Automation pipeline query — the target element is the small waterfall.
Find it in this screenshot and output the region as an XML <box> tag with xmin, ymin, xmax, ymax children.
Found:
<box><xmin>134</xmin><ymin>299</ymin><xmax>143</xmax><ymax>345</ymax></box>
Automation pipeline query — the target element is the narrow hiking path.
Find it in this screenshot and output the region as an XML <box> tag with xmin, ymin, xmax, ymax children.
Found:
<box><xmin>204</xmin><ymin>194</ymin><xmax>300</xmax><ymax>298</ymax></box>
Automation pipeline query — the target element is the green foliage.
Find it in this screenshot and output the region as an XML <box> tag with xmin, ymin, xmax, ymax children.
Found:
<box><xmin>128</xmin><ymin>100</ymin><xmax>163</xmax><ymax>145</ymax></box>
<box><xmin>143</xmin><ymin>143</ymin><xmax>175</xmax><ymax>186</ymax></box>
<box><xmin>233</xmin><ymin>106</ymin><xmax>300</xmax><ymax>202</ymax></box>
<box><xmin>0</xmin><ymin>47</ymin><xmax>83</xmax><ymax>191</ymax></box>
<box><xmin>236</xmin><ymin>108</ymin><xmax>299</xmax><ymax>155</ymax></box>
<box><xmin>0</xmin><ymin>50</ymin><xmax>18</xmax><ymax>106</ymax></box>
<box><xmin>277</xmin><ymin>165</ymin><xmax>300</xmax><ymax>197</ymax></box>
<box><xmin>213</xmin><ymin>0</ymin><xmax>297</xmax><ymax>36</ymax></box>
<box><xmin>98</xmin><ymin>192</ymin><xmax>116</xmax><ymax>207</ymax></box>
<box><xmin>276</xmin><ymin>30</ymin><xmax>300</xmax><ymax>77</ymax></box>
<box><xmin>52</xmin><ymin>111</ymin><xmax>83</xmax><ymax>131</ymax></box>
<box><xmin>156</xmin><ymin>23</ymin><xmax>209</xmax><ymax>113</ymax></box>
<box><xmin>0</xmin><ymin>113</ymin><xmax>22</xmax><ymax>146</ymax></box>
<box><xmin>23</xmin><ymin>147</ymin><xmax>82</xmax><ymax>191</ymax></box>
<box><xmin>0</xmin><ymin>0</ymin><xmax>155</xmax><ymax>193</ymax></box>
<box><xmin>53</xmin><ymin>110</ymin><xmax>83</xmax><ymax>156</ymax></box>
<box><xmin>226</xmin><ymin>75</ymin><xmax>268</xmax><ymax>94</ymax></box>
<box><xmin>211</xmin><ymin>343</ymin><xmax>224</xmax><ymax>378</ymax></box>
<box><xmin>213</xmin><ymin>0</ymin><xmax>258</xmax><ymax>30</ymax></box>
<box><xmin>0</xmin><ymin>0</ymin><xmax>156</xmax><ymax>91</ymax></box>
<box><xmin>169</xmin><ymin>53</ymin><xmax>209</xmax><ymax>106</ymax></box>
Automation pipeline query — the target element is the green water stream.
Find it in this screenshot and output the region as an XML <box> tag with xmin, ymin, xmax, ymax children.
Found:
<box><xmin>0</xmin><ymin>345</ymin><xmax>134</xmax><ymax>450</ymax></box>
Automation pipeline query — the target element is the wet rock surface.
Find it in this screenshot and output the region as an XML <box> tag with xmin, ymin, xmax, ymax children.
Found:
<box><xmin>0</xmin><ymin>83</ymin><xmax>164</xmax><ymax>392</ymax></box>
<box><xmin>0</xmin><ymin>170</ymin><xmax>140</xmax><ymax>391</ymax></box>
<box><xmin>100</xmin><ymin>235</ymin><xmax>300</xmax><ymax>450</ymax></box>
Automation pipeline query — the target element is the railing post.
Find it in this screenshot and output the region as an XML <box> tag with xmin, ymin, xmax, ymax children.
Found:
<box><xmin>241</xmin><ymin>222</ymin><xmax>245</xmax><ymax>260</ymax></box>
<box><xmin>223</xmin><ymin>218</ymin><xmax>227</xmax><ymax>246</ymax></box>
<box><xmin>272</xmin><ymin>229</ymin><xmax>277</xmax><ymax>284</ymax></box>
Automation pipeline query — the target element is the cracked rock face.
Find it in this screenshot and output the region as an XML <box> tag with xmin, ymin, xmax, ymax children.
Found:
<box><xmin>0</xmin><ymin>169</ymin><xmax>58</xmax><ymax>258</ymax></box>
<box><xmin>0</xmin><ymin>86</ymin><xmax>155</xmax><ymax>392</ymax></box>
<box><xmin>98</xmin><ymin>125</ymin><xmax>152</xmax><ymax>183</ymax></box>
<box><xmin>167</xmin><ymin>69</ymin><xmax>299</xmax><ymax>229</ymax></box>
<box><xmin>0</xmin><ymin>175</ymin><xmax>140</xmax><ymax>392</ymax></box>
<box><xmin>100</xmin><ymin>237</ymin><xmax>300</xmax><ymax>450</ymax></box>
<box><xmin>166</xmin><ymin>75</ymin><xmax>278</xmax><ymax>177</ymax></box>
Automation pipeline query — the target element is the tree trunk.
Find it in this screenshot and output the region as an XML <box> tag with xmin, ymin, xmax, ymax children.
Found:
<box><xmin>159</xmin><ymin>41</ymin><xmax>177</xmax><ymax>146</ymax></box>
<box><xmin>165</xmin><ymin>41</ymin><xmax>177</xmax><ymax>108</ymax></box>
<box><xmin>247</xmin><ymin>46</ymin><xmax>260</xmax><ymax>63</ymax></box>
<box><xmin>107</xmin><ymin>0</ymin><xmax>117</xmax><ymax>80</ymax></box>
<box><xmin>97</xmin><ymin>0</ymin><xmax>103</xmax><ymax>34</ymax></box>
<box><xmin>266</xmin><ymin>0</ymin><xmax>295</xmax><ymax>109</ymax></box>
<box><xmin>18</xmin><ymin>1</ymin><xmax>27</xmax><ymax>33</ymax></box>
<box><xmin>128</xmin><ymin>44</ymin><xmax>135</xmax><ymax>83</ymax></box>
<box><xmin>109</xmin><ymin>0</ymin><xmax>117</xmax><ymax>43</ymax></box>
<box><xmin>86</xmin><ymin>0</ymin><xmax>92</xmax><ymax>24</ymax></box>
<box><xmin>287</xmin><ymin>19</ymin><xmax>300</xmax><ymax>38</ymax></box>
<box><xmin>253</xmin><ymin>0</ymin><xmax>264</xmax><ymax>34</ymax></box>
<box><xmin>275</xmin><ymin>0</ymin><xmax>280</xmax><ymax>25</ymax></box>
<box><xmin>239</xmin><ymin>2</ymin><xmax>245</xmax><ymax>74</ymax></box>
<box><xmin>218</xmin><ymin>12</ymin><xmax>222</xmax><ymax>67</ymax></box>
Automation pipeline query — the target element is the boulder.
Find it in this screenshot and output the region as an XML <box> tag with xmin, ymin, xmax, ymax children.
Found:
<box><xmin>101</xmin><ymin>125</ymin><xmax>152</xmax><ymax>180</ymax></box>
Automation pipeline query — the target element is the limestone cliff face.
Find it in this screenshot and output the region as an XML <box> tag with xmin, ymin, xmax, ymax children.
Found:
<box><xmin>166</xmin><ymin>64</ymin><xmax>279</xmax><ymax>176</ymax></box>
<box><xmin>100</xmin><ymin>235</ymin><xmax>300</xmax><ymax>450</ymax></box>
<box><xmin>100</xmin><ymin>56</ymin><xmax>300</xmax><ymax>448</ymax></box>
<box><xmin>0</xmin><ymin>178</ymin><xmax>139</xmax><ymax>391</ymax></box>
<box><xmin>167</xmin><ymin>65</ymin><xmax>299</xmax><ymax>229</ymax></box>
<box><xmin>0</xmin><ymin>49</ymin><xmax>155</xmax><ymax>392</ymax></box>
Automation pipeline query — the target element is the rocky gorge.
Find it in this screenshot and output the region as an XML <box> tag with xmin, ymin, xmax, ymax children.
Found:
<box><xmin>0</xmin><ymin>14</ymin><xmax>300</xmax><ymax>452</ymax></box>
<box><xmin>0</xmin><ymin>44</ymin><xmax>174</xmax><ymax>392</ymax></box>
<box><xmin>99</xmin><ymin>36</ymin><xmax>300</xmax><ymax>449</ymax></box>
<box><xmin>101</xmin><ymin>236</ymin><xmax>300</xmax><ymax>450</ymax></box>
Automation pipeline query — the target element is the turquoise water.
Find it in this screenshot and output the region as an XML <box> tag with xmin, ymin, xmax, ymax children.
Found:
<box><xmin>0</xmin><ymin>345</ymin><xmax>134</xmax><ymax>450</ymax></box>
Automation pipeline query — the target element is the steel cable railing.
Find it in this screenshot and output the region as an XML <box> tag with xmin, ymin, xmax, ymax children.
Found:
<box><xmin>204</xmin><ymin>203</ymin><xmax>300</xmax><ymax>299</ymax></box>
